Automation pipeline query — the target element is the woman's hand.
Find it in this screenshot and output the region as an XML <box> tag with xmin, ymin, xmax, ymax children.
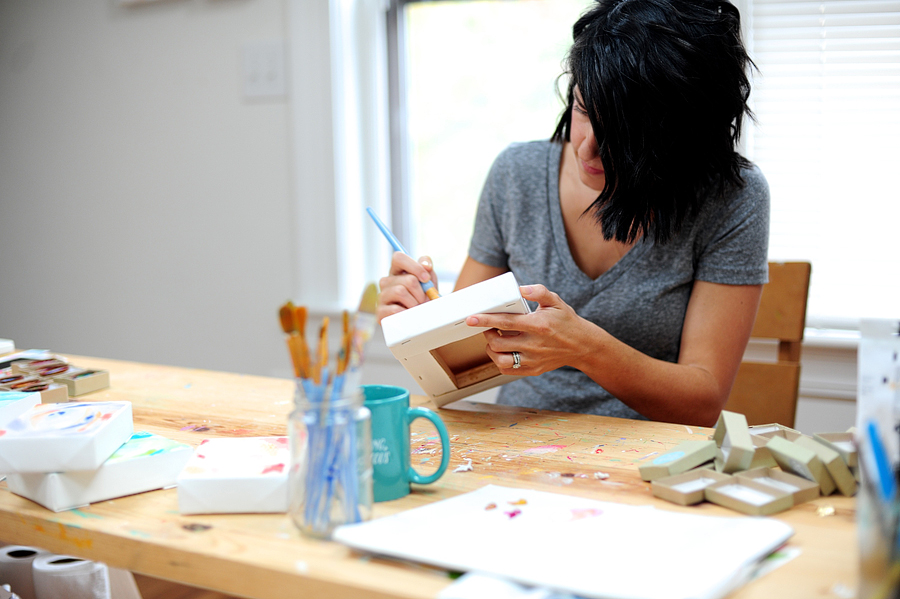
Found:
<box><xmin>466</xmin><ymin>285</ymin><xmax>595</xmax><ymax>375</ymax></box>
<box><xmin>376</xmin><ymin>252</ymin><xmax>439</xmax><ymax>322</ymax></box>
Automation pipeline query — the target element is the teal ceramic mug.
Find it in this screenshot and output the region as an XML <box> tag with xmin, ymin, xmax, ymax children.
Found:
<box><xmin>362</xmin><ymin>385</ymin><xmax>450</xmax><ymax>502</ymax></box>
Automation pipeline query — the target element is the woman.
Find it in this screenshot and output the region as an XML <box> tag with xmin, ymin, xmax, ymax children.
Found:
<box><xmin>376</xmin><ymin>0</ymin><xmax>769</xmax><ymax>427</ymax></box>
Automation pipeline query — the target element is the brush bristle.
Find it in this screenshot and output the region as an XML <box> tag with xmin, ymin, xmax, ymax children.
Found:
<box><xmin>279</xmin><ymin>301</ymin><xmax>295</xmax><ymax>333</ymax></box>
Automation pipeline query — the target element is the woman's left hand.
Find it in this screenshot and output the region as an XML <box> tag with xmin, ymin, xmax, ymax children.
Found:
<box><xmin>465</xmin><ymin>284</ymin><xmax>595</xmax><ymax>375</ymax></box>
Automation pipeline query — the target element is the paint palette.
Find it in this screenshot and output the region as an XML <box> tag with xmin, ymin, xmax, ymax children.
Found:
<box><xmin>0</xmin><ymin>401</ymin><xmax>134</xmax><ymax>473</ymax></box>
<box><xmin>176</xmin><ymin>437</ymin><xmax>289</xmax><ymax>514</ymax></box>
<box><xmin>5</xmin><ymin>431</ymin><xmax>193</xmax><ymax>512</ymax></box>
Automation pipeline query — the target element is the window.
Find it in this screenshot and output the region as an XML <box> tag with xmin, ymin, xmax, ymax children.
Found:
<box><xmin>388</xmin><ymin>0</ymin><xmax>594</xmax><ymax>285</ymax></box>
<box><xmin>746</xmin><ymin>0</ymin><xmax>900</xmax><ymax>326</ymax></box>
<box><xmin>389</xmin><ymin>0</ymin><xmax>900</xmax><ymax>325</ymax></box>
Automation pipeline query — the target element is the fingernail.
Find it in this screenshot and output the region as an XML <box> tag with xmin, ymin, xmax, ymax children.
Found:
<box><xmin>521</xmin><ymin>285</ymin><xmax>533</xmax><ymax>295</ymax></box>
<box><xmin>466</xmin><ymin>316</ymin><xmax>479</xmax><ymax>326</ymax></box>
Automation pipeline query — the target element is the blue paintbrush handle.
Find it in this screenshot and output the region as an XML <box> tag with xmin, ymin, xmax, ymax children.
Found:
<box><xmin>366</xmin><ymin>208</ymin><xmax>439</xmax><ymax>298</ymax></box>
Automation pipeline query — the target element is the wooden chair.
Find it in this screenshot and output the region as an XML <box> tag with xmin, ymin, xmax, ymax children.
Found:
<box><xmin>723</xmin><ymin>261</ymin><xmax>812</xmax><ymax>428</ymax></box>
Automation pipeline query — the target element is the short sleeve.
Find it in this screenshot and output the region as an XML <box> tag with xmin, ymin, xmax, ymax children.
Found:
<box><xmin>467</xmin><ymin>149</ymin><xmax>512</xmax><ymax>269</ymax></box>
<box><xmin>694</xmin><ymin>166</ymin><xmax>771</xmax><ymax>285</ymax></box>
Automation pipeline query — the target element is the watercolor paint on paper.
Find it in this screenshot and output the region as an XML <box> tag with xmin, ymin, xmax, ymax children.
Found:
<box><xmin>0</xmin><ymin>391</ymin><xmax>41</xmax><ymax>428</ymax></box>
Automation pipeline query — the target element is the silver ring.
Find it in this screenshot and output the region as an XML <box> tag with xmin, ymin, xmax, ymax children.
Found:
<box><xmin>512</xmin><ymin>351</ymin><xmax>521</xmax><ymax>369</ymax></box>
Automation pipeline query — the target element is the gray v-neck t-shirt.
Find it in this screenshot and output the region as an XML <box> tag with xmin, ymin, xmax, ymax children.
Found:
<box><xmin>467</xmin><ymin>140</ymin><xmax>770</xmax><ymax>419</ymax></box>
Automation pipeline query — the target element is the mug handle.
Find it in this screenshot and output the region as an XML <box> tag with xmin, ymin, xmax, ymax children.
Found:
<box><xmin>406</xmin><ymin>407</ymin><xmax>450</xmax><ymax>485</ymax></box>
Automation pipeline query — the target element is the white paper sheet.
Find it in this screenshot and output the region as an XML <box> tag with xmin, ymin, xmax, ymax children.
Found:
<box><xmin>333</xmin><ymin>484</ymin><xmax>793</xmax><ymax>599</ymax></box>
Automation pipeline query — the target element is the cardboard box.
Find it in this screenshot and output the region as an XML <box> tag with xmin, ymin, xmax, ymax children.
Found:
<box><xmin>735</xmin><ymin>466</ymin><xmax>820</xmax><ymax>505</ymax></box>
<box><xmin>712</xmin><ymin>411</ymin><xmax>754</xmax><ymax>473</ymax></box>
<box><xmin>51</xmin><ymin>368</ymin><xmax>110</xmax><ymax>397</ymax></box>
<box><xmin>813</xmin><ymin>432</ymin><xmax>857</xmax><ymax>467</ymax></box>
<box><xmin>748</xmin><ymin>423</ymin><xmax>803</xmax><ymax>441</ymax></box>
<box><xmin>177</xmin><ymin>437</ymin><xmax>289</xmax><ymax>514</ymax></box>
<box><xmin>795</xmin><ymin>436</ymin><xmax>857</xmax><ymax>497</ymax></box>
<box><xmin>651</xmin><ymin>469</ymin><xmax>732</xmax><ymax>506</ymax></box>
<box><xmin>705</xmin><ymin>478</ymin><xmax>794</xmax><ymax>516</ymax></box>
<box><xmin>0</xmin><ymin>391</ymin><xmax>41</xmax><ymax>428</ymax></box>
<box><xmin>0</xmin><ymin>369</ymin><xmax>69</xmax><ymax>403</ymax></box>
<box><xmin>639</xmin><ymin>440</ymin><xmax>717</xmax><ymax>481</ymax></box>
<box><xmin>0</xmin><ymin>401</ymin><xmax>133</xmax><ymax>473</ymax></box>
<box><xmin>381</xmin><ymin>272</ymin><xmax>531</xmax><ymax>406</ymax></box>
<box><xmin>5</xmin><ymin>432</ymin><xmax>193</xmax><ymax>512</ymax></box>
<box><xmin>765</xmin><ymin>435</ymin><xmax>836</xmax><ymax>495</ymax></box>
<box><xmin>748</xmin><ymin>434</ymin><xmax>778</xmax><ymax>470</ymax></box>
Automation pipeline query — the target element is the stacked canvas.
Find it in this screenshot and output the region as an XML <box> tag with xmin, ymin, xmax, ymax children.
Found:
<box><xmin>0</xmin><ymin>401</ymin><xmax>192</xmax><ymax>512</ymax></box>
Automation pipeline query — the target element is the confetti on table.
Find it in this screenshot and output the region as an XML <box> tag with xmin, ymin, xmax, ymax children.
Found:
<box><xmin>508</xmin><ymin>499</ymin><xmax>527</xmax><ymax>505</ymax></box>
<box><xmin>593</xmin><ymin>471</ymin><xmax>610</xmax><ymax>480</ymax></box>
<box><xmin>817</xmin><ymin>505</ymin><xmax>835</xmax><ymax>517</ymax></box>
<box><xmin>453</xmin><ymin>458</ymin><xmax>474</xmax><ymax>473</ymax></box>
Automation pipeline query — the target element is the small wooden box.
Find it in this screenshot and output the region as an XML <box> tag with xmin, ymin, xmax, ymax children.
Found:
<box><xmin>382</xmin><ymin>272</ymin><xmax>531</xmax><ymax>407</ymax></box>
<box><xmin>766</xmin><ymin>435</ymin><xmax>836</xmax><ymax>495</ymax></box>
<box><xmin>736</xmin><ymin>467</ymin><xmax>820</xmax><ymax>505</ymax></box>
<box><xmin>705</xmin><ymin>478</ymin><xmax>793</xmax><ymax>516</ymax></box>
<box><xmin>651</xmin><ymin>469</ymin><xmax>732</xmax><ymax>506</ymax></box>
<box><xmin>639</xmin><ymin>440</ymin><xmax>717</xmax><ymax>481</ymax></box>
<box><xmin>712</xmin><ymin>411</ymin><xmax>754</xmax><ymax>473</ymax></box>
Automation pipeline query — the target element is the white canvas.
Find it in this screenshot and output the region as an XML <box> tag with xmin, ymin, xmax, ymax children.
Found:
<box><xmin>333</xmin><ymin>484</ymin><xmax>794</xmax><ymax>599</ymax></box>
<box><xmin>176</xmin><ymin>437</ymin><xmax>289</xmax><ymax>514</ymax></box>
<box><xmin>6</xmin><ymin>431</ymin><xmax>193</xmax><ymax>512</ymax></box>
<box><xmin>381</xmin><ymin>272</ymin><xmax>531</xmax><ymax>406</ymax></box>
<box><xmin>0</xmin><ymin>402</ymin><xmax>134</xmax><ymax>473</ymax></box>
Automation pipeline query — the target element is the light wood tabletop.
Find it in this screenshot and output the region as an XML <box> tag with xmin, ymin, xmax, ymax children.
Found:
<box><xmin>0</xmin><ymin>355</ymin><xmax>858</xmax><ymax>599</ymax></box>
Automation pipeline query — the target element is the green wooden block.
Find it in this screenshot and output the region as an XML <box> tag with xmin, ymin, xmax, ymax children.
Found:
<box><xmin>639</xmin><ymin>440</ymin><xmax>718</xmax><ymax>481</ymax></box>
<box><xmin>766</xmin><ymin>436</ymin><xmax>836</xmax><ymax>495</ymax></box>
<box><xmin>748</xmin><ymin>434</ymin><xmax>778</xmax><ymax>470</ymax></box>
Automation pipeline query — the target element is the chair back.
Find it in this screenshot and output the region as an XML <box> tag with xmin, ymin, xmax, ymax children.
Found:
<box><xmin>722</xmin><ymin>261</ymin><xmax>812</xmax><ymax>427</ymax></box>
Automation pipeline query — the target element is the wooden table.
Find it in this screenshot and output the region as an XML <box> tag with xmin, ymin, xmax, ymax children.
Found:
<box><xmin>0</xmin><ymin>356</ymin><xmax>858</xmax><ymax>599</ymax></box>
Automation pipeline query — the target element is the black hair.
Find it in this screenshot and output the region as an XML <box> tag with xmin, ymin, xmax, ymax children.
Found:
<box><xmin>551</xmin><ymin>0</ymin><xmax>756</xmax><ymax>244</ymax></box>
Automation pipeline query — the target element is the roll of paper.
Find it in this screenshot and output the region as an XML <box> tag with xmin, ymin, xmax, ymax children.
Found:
<box><xmin>0</xmin><ymin>546</ymin><xmax>49</xmax><ymax>599</ymax></box>
<box><xmin>32</xmin><ymin>555</ymin><xmax>110</xmax><ymax>599</ymax></box>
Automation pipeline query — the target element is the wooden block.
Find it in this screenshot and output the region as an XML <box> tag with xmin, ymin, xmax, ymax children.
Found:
<box><xmin>712</xmin><ymin>411</ymin><xmax>754</xmax><ymax>473</ymax></box>
<box><xmin>795</xmin><ymin>436</ymin><xmax>857</xmax><ymax>497</ymax></box>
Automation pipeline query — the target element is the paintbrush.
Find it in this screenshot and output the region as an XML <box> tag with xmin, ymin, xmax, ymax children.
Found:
<box><xmin>366</xmin><ymin>207</ymin><xmax>440</xmax><ymax>300</ymax></box>
<box><xmin>279</xmin><ymin>301</ymin><xmax>304</xmax><ymax>378</ymax></box>
<box><xmin>293</xmin><ymin>305</ymin><xmax>310</xmax><ymax>379</ymax></box>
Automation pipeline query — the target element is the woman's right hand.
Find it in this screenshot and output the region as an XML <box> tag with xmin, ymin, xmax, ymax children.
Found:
<box><xmin>376</xmin><ymin>252</ymin><xmax>438</xmax><ymax>322</ymax></box>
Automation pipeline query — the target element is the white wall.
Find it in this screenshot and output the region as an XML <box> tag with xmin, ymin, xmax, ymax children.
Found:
<box><xmin>0</xmin><ymin>0</ymin><xmax>297</xmax><ymax>377</ymax></box>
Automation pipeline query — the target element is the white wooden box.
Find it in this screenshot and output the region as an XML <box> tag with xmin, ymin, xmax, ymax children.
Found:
<box><xmin>381</xmin><ymin>272</ymin><xmax>531</xmax><ymax>407</ymax></box>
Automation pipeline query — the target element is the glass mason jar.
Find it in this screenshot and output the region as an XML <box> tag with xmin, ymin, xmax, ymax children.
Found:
<box><xmin>288</xmin><ymin>381</ymin><xmax>373</xmax><ymax>538</ymax></box>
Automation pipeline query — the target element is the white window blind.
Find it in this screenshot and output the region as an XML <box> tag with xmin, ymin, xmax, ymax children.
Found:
<box><xmin>747</xmin><ymin>0</ymin><xmax>900</xmax><ymax>327</ymax></box>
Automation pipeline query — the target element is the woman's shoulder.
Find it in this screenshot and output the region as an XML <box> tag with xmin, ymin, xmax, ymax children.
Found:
<box><xmin>493</xmin><ymin>139</ymin><xmax>559</xmax><ymax>171</ymax></box>
<box><xmin>737</xmin><ymin>162</ymin><xmax>769</xmax><ymax>201</ymax></box>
